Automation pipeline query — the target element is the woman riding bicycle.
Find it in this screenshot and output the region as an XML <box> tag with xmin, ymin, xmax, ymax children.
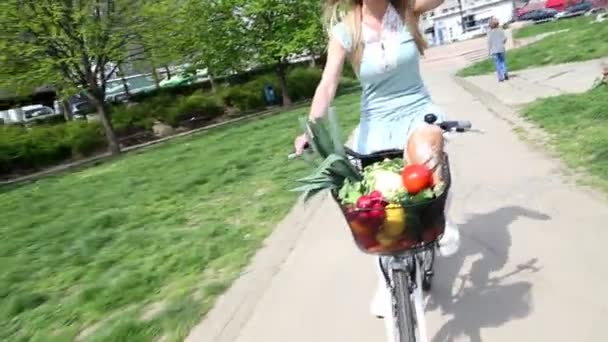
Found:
<box><xmin>293</xmin><ymin>0</ymin><xmax>459</xmax><ymax>319</ymax></box>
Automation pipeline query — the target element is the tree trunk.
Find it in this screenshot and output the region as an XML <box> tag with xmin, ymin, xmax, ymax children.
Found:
<box><xmin>309</xmin><ymin>53</ymin><xmax>317</xmax><ymax>67</ymax></box>
<box><xmin>92</xmin><ymin>96</ymin><xmax>120</xmax><ymax>155</ymax></box>
<box><xmin>151</xmin><ymin>67</ymin><xmax>161</xmax><ymax>89</ymax></box>
<box><xmin>61</xmin><ymin>99</ymin><xmax>73</xmax><ymax>121</ymax></box>
<box><xmin>276</xmin><ymin>63</ymin><xmax>292</xmax><ymax>107</ymax></box>
<box><xmin>208</xmin><ymin>74</ymin><xmax>217</xmax><ymax>93</ymax></box>
<box><xmin>118</xmin><ymin>64</ymin><xmax>131</xmax><ymax>99</ymax></box>
<box><xmin>164</xmin><ymin>65</ymin><xmax>172</xmax><ymax>79</ymax></box>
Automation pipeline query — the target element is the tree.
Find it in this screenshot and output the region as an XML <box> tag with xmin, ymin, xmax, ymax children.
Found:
<box><xmin>180</xmin><ymin>0</ymin><xmax>248</xmax><ymax>91</ymax></box>
<box><xmin>299</xmin><ymin>1</ymin><xmax>328</xmax><ymax>67</ymax></box>
<box><xmin>138</xmin><ymin>0</ymin><xmax>246</xmax><ymax>93</ymax></box>
<box><xmin>0</xmin><ymin>0</ymin><xmax>146</xmax><ymax>154</ymax></box>
<box><xmin>237</xmin><ymin>0</ymin><xmax>326</xmax><ymax>106</ymax></box>
<box><xmin>137</xmin><ymin>0</ymin><xmax>184</xmax><ymax>88</ymax></box>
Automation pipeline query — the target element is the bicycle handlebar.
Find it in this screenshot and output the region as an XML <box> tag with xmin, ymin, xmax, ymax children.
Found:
<box><xmin>288</xmin><ymin>113</ymin><xmax>472</xmax><ymax>160</ymax></box>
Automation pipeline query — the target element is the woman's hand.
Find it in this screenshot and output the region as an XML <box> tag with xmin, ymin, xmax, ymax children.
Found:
<box><xmin>293</xmin><ymin>133</ymin><xmax>309</xmax><ymax>155</ymax></box>
<box><xmin>294</xmin><ymin>33</ymin><xmax>346</xmax><ymax>156</ymax></box>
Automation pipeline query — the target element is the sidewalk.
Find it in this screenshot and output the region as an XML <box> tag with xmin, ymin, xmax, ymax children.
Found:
<box><xmin>186</xmin><ymin>52</ymin><xmax>608</xmax><ymax>341</ymax></box>
<box><xmin>460</xmin><ymin>59</ymin><xmax>605</xmax><ymax>107</ymax></box>
<box><xmin>422</xmin><ymin>27</ymin><xmax>550</xmax><ymax>68</ymax></box>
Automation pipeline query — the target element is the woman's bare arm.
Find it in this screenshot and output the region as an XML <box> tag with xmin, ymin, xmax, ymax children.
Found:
<box><xmin>414</xmin><ymin>0</ymin><xmax>445</xmax><ymax>15</ymax></box>
<box><xmin>308</xmin><ymin>36</ymin><xmax>348</xmax><ymax>120</ymax></box>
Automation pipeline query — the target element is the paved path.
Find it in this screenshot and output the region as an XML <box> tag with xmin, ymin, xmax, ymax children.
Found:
<box><xmin>463</xmin><ymin>59</ymin><xmax>605</xmax><ymax>107</ymax></box>
<box><xmin>187</xmin><ymin>41</ymin><xmax>608</xmax><ymax>342</ymax></box>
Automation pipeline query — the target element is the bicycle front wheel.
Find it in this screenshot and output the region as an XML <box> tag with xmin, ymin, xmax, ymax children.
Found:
<box><xmin>392</xmin><ymin>268</ymin><xmax>416</xmax><ymax>342</ymax></box>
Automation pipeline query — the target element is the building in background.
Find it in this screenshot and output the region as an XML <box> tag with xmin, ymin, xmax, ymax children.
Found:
<box><xmin>422</xmin><ymin>0</ymin><xmax>517</xmax><ymax>45</ymax></box>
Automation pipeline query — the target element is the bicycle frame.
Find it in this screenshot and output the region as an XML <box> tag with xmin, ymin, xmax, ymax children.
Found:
<box><xmin>288</xmin><ymin>112</ymin><xmax>472</xmax><ymax>342</ymax></box>
<box><xmin>381</xmin><ymin>244</ymin><xmax>435</xmax><ymax>342</ymax></box>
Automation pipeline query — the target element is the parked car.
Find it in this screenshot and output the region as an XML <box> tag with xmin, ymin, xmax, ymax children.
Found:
<box><xmin>555</xmin><ymin>1</ymin><xmax>594</xmax><ymax>20</ymax></box>
<box><xmin>104</xmin><ymin>74</ymin><xmax>158</xmax><ymax>103</ymax></box>
<box><xmin>518</xmin><ymin>8</ymin><xmax>559</xmax><ymax>23</ymax></box>
<box><xmin>71</xmin><ymin>101</ymin><xmax>96</xmax><ymax>119</ymax></box>
<box><xmin>159</xmin><ymin>73</ymin><xmax>194</xmax><ymax>88</ymax></box>
<box><xmin>22</xmin><ymin>104</ymin><xmax>55</xmax><ymax>120</ymax></box>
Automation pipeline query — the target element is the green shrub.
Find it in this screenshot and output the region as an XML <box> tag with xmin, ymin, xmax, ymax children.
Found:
<box><xmin>221</xmin><ymin>85</ymin><xmax>267</xmax><ymax>113</ymax></box>
<box><xmin>245</xmin><ymin>74</ymin><xmax>281</xmax><ymax>96</ymax></box>
<box><xmin>27</xmin><ymin>115</ymin><xmax>66</xmax><ymax>126</ymax></box>
<box><xmin>138</xmin><ymin>93</ymin><xmax>175</xmax><ymax>117</ymax></box>
<box><xmin>111</xmin><ymin>94</ymin><xmax>178</xmax><ymax>132</ymax></box>
<box><xmin>111</xmin><ymin>106</ymin><xmax>152</xmax><ymax>133</ymax></box>
<box><xmin>287</xmin><ymin>67</ymin><xmax>322</xmax><ymax>102</ymax></box>
<box><xmin>218</xmin><ymin>68</ymin><xmax>321</xmax><ymax>110</ymax></box>
<box><xmin>0</xmin><ymin>126</ymin><xmax>28</xmax><ymax>174</ymax></box>
<box><xmin>167</xmin><ymin>92</ymin><xmax>225</xmax><ymax>126</ymax></box>
<box><xmin>341</xmin><ymin>64</ymin><xmax>357</xmax><ymax>79</ymax></box>
<box><xmin>0</xmin><ymin>125</ymin><xmax>68</xmax><ymax>173</ymax></box>
<box><xmin>0</xmin><ymin>121</ymin><xmax>105</xmax><ymax>176</ymax></box>
<box><xmin>64</xmin><ymin>121</ymin><xmax>105</xmax><ymax>156</ymax></box>
<box><xmin>20</xmin><ymin>125</ymin><xmax>71</xmax><ymax>168</ymax></box>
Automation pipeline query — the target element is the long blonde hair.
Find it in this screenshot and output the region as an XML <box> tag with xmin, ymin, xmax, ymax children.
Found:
<box><xmin>324</xmin><ymin>0</ymin><xmax>427</xmax><ymax>76</ymax></box>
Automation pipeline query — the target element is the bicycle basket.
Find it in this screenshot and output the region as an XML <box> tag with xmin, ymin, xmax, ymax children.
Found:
<box><xmin>332</xmin><ymin>153</ymin><xmax>452</xmax><ymax>256</ymax></box>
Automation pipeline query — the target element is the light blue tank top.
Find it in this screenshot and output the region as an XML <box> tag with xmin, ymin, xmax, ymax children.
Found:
<box><xmin>331</xmin><ymin>4</ymin><xmax>445</xmax><ymax>153</ymax></box>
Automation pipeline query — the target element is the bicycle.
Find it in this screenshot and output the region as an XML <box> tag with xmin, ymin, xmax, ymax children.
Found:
<box><xmin>290</xmin><ymin>113</ymin><xmax>472</xmax><ymax>342</ymax></box>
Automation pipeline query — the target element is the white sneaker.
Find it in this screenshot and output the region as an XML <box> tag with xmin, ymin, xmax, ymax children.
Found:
<box><xmin>371</xmin><ymin>257</ymin><xmax>391</xmax><ymax>318</ymax></box>
<box><xmin>438</xmin><ymin>219</ymin><xmax>460</xmax><ymax>257</ymax></box>
<box><xmin>370</xmin><ymin>283</ymin><xmax>390</xmax><ymax>318</ymax></box>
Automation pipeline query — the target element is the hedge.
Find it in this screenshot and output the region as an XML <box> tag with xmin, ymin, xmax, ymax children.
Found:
<box><xmin>0</xmin><ymin>121</ymin><xmax>105</xmax><ymax>175</ymax></box>
<box><xmin>168</xmin><ymin>92</ymin><xmax>225</xmax><ymax>125</ymax></box>
<box><xmin>1</xmin><ymin>66</ymin><xmax>359</xmax><ymax>177</ymax></box>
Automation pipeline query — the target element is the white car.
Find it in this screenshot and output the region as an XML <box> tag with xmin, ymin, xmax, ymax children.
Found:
<box><xmin>22</xmin><ymin>104</ymin><xmax>54</xmax><ymax>119</ymax></box>
<box><xmin>0</xmin><ymin>104</ymin><xmax>58</xmax><ymax>124</ymax></box>
<box><xmin>22</xmin><ymin>105</ymin><xmax>60</xmax><ymax>123</ymax></box>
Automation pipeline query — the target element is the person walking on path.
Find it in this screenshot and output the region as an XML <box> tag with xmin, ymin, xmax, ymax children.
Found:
<box><xmin>487</xmin><ymin>17</ymin><xmax>509</xmax><ymax>82</ymax></box>
<box><xmin>292</xmin><ymin>0</ymin><xmax>461</xmax><ymax>336</ymax></box>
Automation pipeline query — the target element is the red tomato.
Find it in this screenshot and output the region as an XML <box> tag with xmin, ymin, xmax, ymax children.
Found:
<box><xmin>401</xmin><ymin>164</ymin><xmax>433</xmax><ymax>194</ymax></box>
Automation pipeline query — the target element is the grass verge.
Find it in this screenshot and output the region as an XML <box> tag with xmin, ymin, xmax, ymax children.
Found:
<box><xmin>458</xmin><ymin>18</ymin><xmax>608</xmax><ymax>77</ymax></box>
<box><xmin>521</xmin><ymin>84</ymin><xmax>608</xmax><ymax>190</ymax></box>
<box><xmin>513</xmin><ymin>16</ymin><xmax>591</xmax><ymax>39</ymax></box>
<box><xmin>0</xmin><ymin>92</ymin><xmax>361</xmax><ymax>342</ymax></box>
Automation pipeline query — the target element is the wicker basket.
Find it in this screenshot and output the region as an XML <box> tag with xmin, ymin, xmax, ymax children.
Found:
<box><xmin>333</xmin><ymin>153</ymin><xmax>451</xmax><ymax>256</ymax></box>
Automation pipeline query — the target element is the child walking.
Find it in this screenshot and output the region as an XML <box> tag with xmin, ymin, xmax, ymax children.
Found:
<box><xmin>487</xmin><ymin>17</ymin><xmax>509</xmax><ymax>82</ymax></box>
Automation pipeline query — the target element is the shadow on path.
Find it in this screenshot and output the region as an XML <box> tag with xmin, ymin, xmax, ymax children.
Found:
<box><xmin>429</xmin><ymin>206</ymin><xmax>550</xmax><ymax>342</ymax></box>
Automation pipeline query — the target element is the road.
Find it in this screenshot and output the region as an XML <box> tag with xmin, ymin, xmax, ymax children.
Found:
<box><xmin>188</xmin><ymin>37</ymin><xmax>608</xmax><ymax>342</ymax></box>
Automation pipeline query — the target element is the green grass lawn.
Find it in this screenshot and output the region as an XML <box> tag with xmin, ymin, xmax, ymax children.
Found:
<box><xmin>458</xmin><ymin>18</ymin><xmax>608</xmax><ymax>77</ymax></box>
<box><xmin>522</xmin><ymin>84</ymin><xmax>608</xmax><ymax>190</ymax></box>
<box><xmin>0</xmin><ymin>92</ymin><xmax>361</xmax><ymax>342</ymax></box>
<box><xmin>513</xmin><ymin>16</ymin><xmax>591</xmax><ymax>39</ymax></box>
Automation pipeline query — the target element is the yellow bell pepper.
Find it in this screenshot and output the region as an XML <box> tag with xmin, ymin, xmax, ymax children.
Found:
<box><xmin>383</xmin><ymin>203</ymin><xmax>406</xmax><ymax>237</ymax></box>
